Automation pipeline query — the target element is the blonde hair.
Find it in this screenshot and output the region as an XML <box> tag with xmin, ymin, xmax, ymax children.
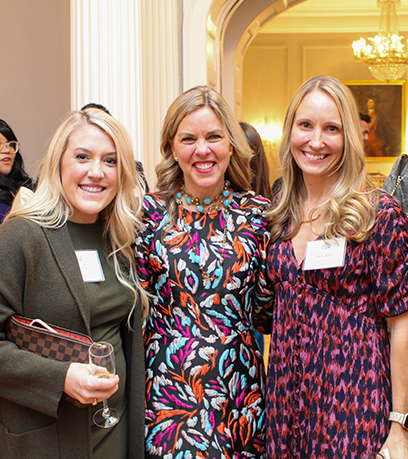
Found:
<box><xmin>7</xmin><ymin>108</ymin><xmax>149</xmax><ymax>320</ymax></box>
<box><xmin>156</xmin><ymin>85</ymin><xmax>253</xmax><ymax>230</ymax></box>
<box><xmin>268</xmin><ymin>76</ymin><xmax>376</xmax><ymax>242</ymax></box>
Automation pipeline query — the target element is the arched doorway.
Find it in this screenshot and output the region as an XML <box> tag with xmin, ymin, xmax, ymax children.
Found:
<box><xmin>182</xmin><ymin>0</ymin><xmax>305</xmax><ymax>113</ymax></box>
<box><xmin>182</xmin><ymin>0</ymin><xmax>306</xmax><ymax>184</ymax></box>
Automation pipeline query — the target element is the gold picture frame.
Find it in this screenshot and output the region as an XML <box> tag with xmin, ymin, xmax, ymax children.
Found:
<box><xmin>343</xmin><ymin>80</ymin><xmax>406</xmax><ymax>162</ymax></box>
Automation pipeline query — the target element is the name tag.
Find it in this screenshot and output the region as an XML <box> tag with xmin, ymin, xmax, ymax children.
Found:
<box><xmin>303</xmin><ymin>237</ymin><xmax>347</xmax><ymax>271</ymax></box>
<box><xmin>75</xmin><ymin>250</ymin><xmax>105</xmax><ymax>282</ymax></box>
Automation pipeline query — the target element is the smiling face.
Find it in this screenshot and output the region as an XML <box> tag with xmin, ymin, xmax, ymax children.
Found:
<box><xmin>60</xmin><ymin>123</ymin><xmax>119</xmax><ymax>224</ymax></box>
<box><xmin>170</xmin><ymin>107</ymin><xmax>231</xmax><ymax>200</ymax></box>
<box><xmin>0</xmin><ymin>133</ymin><xmax>16</xmax><ymax>177</ymax></box>
<box><xmin>290</xmin><ymin>89</ymin><xmax>344</xmax><ymax>184</ymax></box>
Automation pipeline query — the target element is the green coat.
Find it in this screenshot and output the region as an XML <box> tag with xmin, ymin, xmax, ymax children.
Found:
<box><xmin>0</xmin><ymin>217</ymin><xmax>145</xmax><ymax>459</ymax></box>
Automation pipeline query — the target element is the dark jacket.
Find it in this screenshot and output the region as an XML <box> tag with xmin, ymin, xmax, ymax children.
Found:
<box><xmin>0</xmin><ymin>217</ymin><xmax>145</xmax><ymax>459</ymax></box>
<box><xmin>382</xmin><ymin>153</ymin><xmax>408</xmax><ymax>214</ymax></box>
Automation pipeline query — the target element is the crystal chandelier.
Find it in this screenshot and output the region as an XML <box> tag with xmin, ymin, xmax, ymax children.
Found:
<box><xmin>352</xmin><ymin>0</ymin><xmax>408</xmax><ymax>81</ymax></box>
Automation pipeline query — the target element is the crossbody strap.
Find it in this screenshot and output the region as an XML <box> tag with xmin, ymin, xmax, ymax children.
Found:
<box><xmin>391</xmin><ymin>154</ymin><xmax>408</xmax><ymax>196</ymax></box>
<box><xmin>392</xmin><ymin>175</ymin><xmax>404</xmax><ymax>196</ymax></box>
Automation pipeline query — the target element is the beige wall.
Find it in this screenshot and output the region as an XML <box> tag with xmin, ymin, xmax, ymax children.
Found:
<box><xmin>0</xmin><ymin>0</ymin><xmax>70</xmax><ymax>177</ymax></box>
<box><xmin>242</xmin><ymin>31</ymin><xmax>405</xmax><ymax>183</ymax></box>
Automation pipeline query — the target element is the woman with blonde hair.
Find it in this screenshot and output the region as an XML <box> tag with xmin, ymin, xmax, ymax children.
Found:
<box><xmin>0</xmin><ymin>107</ymin><xmax>148</xmax><ymax>459</ymax></box>
<box><xmin>262</xmin><ymin>75</ymin><xmax>408</xmax><ymax>458</ymax></box>
<box><xmin>135</xmin><ymin>85</ymin><xmax>274</xmax><ymax>458</ymax></box>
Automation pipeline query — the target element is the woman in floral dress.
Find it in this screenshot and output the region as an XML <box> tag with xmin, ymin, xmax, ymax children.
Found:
<box><xmin>263</xmin><ymin>76</ymin><xmax>408</xmax><ymax>458</ymax></box>
<box><xmin>135</xmin><ymin>86</ymin><xmax>274</xmax><ymax>459</ymax></box>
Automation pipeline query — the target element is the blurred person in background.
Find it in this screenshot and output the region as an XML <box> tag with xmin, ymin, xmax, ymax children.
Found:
<box><xmin>0</xmin><ymin>119</ymin><xmax>32</xmax><ymax>223</ymax></box>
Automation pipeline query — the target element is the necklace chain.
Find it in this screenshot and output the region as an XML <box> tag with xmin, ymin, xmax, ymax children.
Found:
<box><xmin>300</xmin><ymin>212</ymin><xmax>322</xmax><ymax>225</ymax></box>
<box><xmin>176</xmin><ymin>180</ymin><xmax>231</xmax><ymax>213</ymax></box>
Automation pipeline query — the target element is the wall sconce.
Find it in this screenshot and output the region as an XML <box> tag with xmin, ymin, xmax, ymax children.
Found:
<box><xmin>253</xmin><ymin>121</ymin><xmax>282</xmax><ymax>150</ymax></box>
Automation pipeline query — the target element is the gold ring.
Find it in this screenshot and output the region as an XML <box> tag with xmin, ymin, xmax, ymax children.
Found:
<box><xmin>92</xmin><ymin>398</ymin><xmax>98</xmax><ymax>406</ymax></box>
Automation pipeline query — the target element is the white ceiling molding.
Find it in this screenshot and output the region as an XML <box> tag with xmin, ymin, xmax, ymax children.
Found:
<box><xmin>261</xmin><ymin>0</ymin><xmax>408</xmax><ymax>33</ymax></box>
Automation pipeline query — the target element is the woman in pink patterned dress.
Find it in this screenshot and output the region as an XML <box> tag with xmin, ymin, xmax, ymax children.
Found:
<box><xmin>262</xmin><ymin>76</ymin><xmax>408</xmax><ymax>458</ymax></box>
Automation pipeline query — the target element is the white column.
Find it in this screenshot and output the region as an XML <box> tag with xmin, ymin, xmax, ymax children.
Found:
<box><xmin>182</xmin><ymin>0</ymin><xmax>212</xmax><ymax>91</ymax></box>
<box><xmin>139</xmin><ymin>0</ymin><xmax>180</xmax><ymax>189</ymax></box>
<box><xmin>71</xmin><ymin>0</ymin><xmax>180</xmax><ymax>189</ymax></box>
<box><xmin>70</xmin><ymin>0</ymin><xmax>144</xmax><ymax>162</ymax></box>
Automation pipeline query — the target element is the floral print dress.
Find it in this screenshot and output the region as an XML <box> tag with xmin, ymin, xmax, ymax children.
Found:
<box><xmin>135</xmin><ymin>192</ymin><xmax>273</xmax><ymax>459</ymax></box>
<box><xmin>263</xmin><ymin>193</ymin><xmax>408</xmax><ymax>458</ymax></box>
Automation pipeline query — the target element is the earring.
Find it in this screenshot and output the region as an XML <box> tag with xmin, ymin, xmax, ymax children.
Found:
<box><xmin>174</xmin><ymin>156</ymin><xmax>178</xmax><ymax>162</ymax></box>
<box><xmin>229</xmin><ymin>150</ymin><xmax>233</xmax><ymax>157</ymax></box>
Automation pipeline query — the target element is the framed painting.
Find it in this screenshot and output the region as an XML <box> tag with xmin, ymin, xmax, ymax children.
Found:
<box><xmin>343</xmin><ymin>80</ymin><xmax>406</xmax><ymax>162</ymax></box>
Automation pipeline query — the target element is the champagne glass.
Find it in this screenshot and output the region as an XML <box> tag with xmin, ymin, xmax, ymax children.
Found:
<box><xmin>89</xmin><ymin>341</ymin><xmax>120</xmax><ymax>428</ymax></box>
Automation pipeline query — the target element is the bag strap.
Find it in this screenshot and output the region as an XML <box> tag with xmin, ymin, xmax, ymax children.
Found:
<box><xmin>391</xmin><ymin>154</ymin><xmax>408</xmax><ymax>196</ymax></box>
<box><xmin>30</xmin><ymin>318</ymin><xmax>58</xmax><ymax>333</ymax></box>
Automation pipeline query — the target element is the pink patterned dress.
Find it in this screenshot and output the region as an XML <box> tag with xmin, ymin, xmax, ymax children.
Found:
<box><xmin>263</xmin><ymin>192</ymin><xmax>408</xmax><ymax>458</ymax></box>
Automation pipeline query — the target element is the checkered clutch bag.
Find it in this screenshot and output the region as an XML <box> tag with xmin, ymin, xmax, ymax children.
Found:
<box><xmin>6</xmin><ymin>315</ymin><xmax>93</xmax><ymax>363</ymax></box>
<box><xmin>6</xmin><ymin>316</ymin><xmax>94</xmax><ymax>408</ymax></box>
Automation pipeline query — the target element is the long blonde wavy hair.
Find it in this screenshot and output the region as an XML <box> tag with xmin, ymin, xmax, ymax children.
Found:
<box><xmin>156</xmin><ymin>85</ymin><xmax>253</xmax><ymax>232</ymax></box>
<box><xmin>268</xmin><ymin>76</ymin><xmax>377</xmax><ymax>243</ymax></box>
<box><xmin>6</xmin><ymin>108</ymin><xmax>149</xmax><ymax>320</ymax></box>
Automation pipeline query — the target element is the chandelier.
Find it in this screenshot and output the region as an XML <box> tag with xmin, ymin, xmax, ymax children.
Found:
<box><xmin>352</xmin><ymin>0</ymin><xmax>408</xmax><ymax>81</ymax></box>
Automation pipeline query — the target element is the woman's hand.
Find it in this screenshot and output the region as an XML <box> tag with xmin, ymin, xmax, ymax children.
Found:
<box><xmin>384</xmin><ymin>311</ymin><xmax>408</xmax><ymax>458</ymax></box>
<box><xmin>380</xmin><ymin>422</ymin><xmax>408</xmax><ymax>459</ymax></box>
<box><xmin>63</xmin><ymin>362</ymin><xmax>119</xmax><ymax>405</ymax></box>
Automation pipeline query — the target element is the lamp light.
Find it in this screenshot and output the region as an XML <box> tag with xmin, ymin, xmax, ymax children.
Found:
<box><xmin>352</xmin><ymin>0</ymin><xmax>408</xmax><ymax>81</ymax></box>
<box><xmin>254</xmin><ymin>122</ymin><xmax>282</xmax><ymax>149</ymax></box>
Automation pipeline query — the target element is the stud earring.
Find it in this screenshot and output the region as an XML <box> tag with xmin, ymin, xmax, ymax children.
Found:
<box><xmin>174</xmin><ymin>156</ymin><xmax>178</xmax><ymax>162</ymax></box>
<box><xmin>229</xmin><ymin>150</ymin><xmax>233</xmax><ymax>157</ymax></box>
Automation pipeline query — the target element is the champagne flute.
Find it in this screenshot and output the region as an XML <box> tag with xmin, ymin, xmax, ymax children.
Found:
<box><xmin>89</xmin><ymin>341</ymin><xmax>120</xmax><ymax>428</ymax></box>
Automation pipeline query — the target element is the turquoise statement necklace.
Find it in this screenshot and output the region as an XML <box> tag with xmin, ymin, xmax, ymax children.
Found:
<box><xmin>176</xmin><ymin>180</ymin><xmax>231</xmax><ymax>212</ymax></box>
<box><xmin>176</xmin><ymin>180</ymin><xmax>231</xmax><ymax>281</ymax></box>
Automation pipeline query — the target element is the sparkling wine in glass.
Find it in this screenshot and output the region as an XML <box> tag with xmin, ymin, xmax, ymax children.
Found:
<box><xmin>89</xmin><ymin>341</ymin><xmax>120</xmax><ymax>428</ymax></box>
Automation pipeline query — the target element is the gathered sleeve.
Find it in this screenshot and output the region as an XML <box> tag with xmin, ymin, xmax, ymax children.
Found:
<box><xmin>367</xmin><ymin>194</ymin><xmax>408</xmax><ymax>318</ymax></box>
<box><xmin>134</xmin><ymin>194</ymin><xmax>167</xmax><ymax>293</ymax></box>
<box><xmin>238</xmin><ymin>195</ymin><xmax>274</xmax><ymax>333</ymax></box>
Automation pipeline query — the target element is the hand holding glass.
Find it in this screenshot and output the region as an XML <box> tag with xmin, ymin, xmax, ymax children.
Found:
<box><xmin>89</xmin><ymin>341</ymin><xmax>119</xmax><ymax>428</ymax></box>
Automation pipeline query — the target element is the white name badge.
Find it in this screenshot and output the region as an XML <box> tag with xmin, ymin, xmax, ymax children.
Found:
<box><xmin>75</xmin><ymin>250</ymin><xmax>105</xmax><ymax>283</ymax></box>
<box><xmin>303</xmin><ymin>237</ymin><xmax>347</xmax><ymax>271</ymax></box>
